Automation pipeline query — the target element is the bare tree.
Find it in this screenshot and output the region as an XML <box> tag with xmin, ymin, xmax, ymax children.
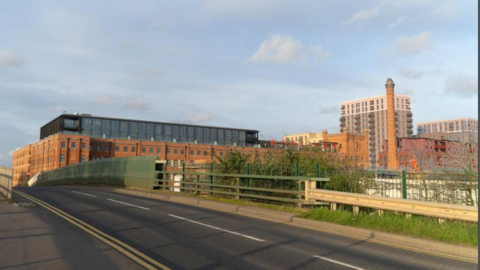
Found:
<box><xmin>443</xmin><ymin>132</ymin><xmax>478</xmax><ymax>206</ymax></box>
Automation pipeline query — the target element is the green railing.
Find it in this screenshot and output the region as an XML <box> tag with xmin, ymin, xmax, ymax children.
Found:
<box><xmin>156</xmin><ymin>168</ymin><xmax>329</xmax><ymax>207</ymax></box>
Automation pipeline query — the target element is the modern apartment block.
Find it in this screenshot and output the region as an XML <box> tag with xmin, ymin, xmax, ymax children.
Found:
<box><xmin>417</xmin><ymin>118</ymin><xmax>478</xmax><ymax>135</ymax></box>
<box><xmin>339</xmin><ymin>79</ymin><xmax>413</xmax><ymax>169</ymax></box>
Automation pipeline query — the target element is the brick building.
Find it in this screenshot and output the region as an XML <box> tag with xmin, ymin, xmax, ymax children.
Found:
<box><xmin>377</xmin><ymin>137</ymin><xmax>457</xmax><ymax>170</ymax></box>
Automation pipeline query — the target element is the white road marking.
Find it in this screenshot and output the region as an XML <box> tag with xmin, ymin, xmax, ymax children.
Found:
<box><xmin>107</xmin><ymin>199</ymin><xmax>150</xmax><ymax>210</ymax></box>
<box><xmin>313</xmin><ymin>255</ymin><xmax>365</xmax><ymax>270</ymax></box>
<box><xmin>72</xmin><ymin>191</ymin><xmax>96</xmax><ymax>197</ymax></box>
<box><xmin>168</xmin><ymin>214</ymin><xmax>265</xmax><ymax>242</ymax></box>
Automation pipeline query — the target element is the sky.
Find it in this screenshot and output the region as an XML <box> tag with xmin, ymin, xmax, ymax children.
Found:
<box><xmin>0</xmin><ymin>0</ymin><xmax>478</xmax><ymax>166</ymax></box>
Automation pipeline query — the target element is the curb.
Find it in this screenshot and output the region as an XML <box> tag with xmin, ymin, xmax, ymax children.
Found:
<box><xmin>66</xmin><ymin>186</ymin><xmax>479</xmax><ymax>262</ymax></box>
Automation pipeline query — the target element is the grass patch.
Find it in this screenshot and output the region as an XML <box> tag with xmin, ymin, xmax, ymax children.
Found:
<box><xmin>297</xmin><ymin>208</ymin><xmax>478</xmax><ymax>247</ymax></box>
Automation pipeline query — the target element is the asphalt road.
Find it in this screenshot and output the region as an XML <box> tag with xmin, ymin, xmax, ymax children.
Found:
<box><xmin>13</xmin><ymin>186</ymin><xmax>478</xmax><ymax>270</ymax></box>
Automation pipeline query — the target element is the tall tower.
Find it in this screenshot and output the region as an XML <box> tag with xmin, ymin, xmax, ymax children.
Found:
<box><xmin>386</xmin><ymin>78</ymin><xmax>398</xmax><ymax>170</ymax></box>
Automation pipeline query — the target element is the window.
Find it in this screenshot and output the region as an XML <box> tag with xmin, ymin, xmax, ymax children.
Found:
<box><xmin>150</xmin><ymin>148</ymin><xmax>154</xmax><ymax>154</ymax></box>
<box><xmin>124</xmin><ymin>146</ymin><xmax>128</xmax><ymax>152</ymax></box>
<box><xmin>181</xmin><ymin>150</ymin><xmax>185</xmax><ymax>155</ymax></box>
<box><xmin>166</xmin><ymin>160</ymin><xmax>171</xmax><ymax>166</ymax></box>
<box><xmin>190</xmin><ymin>150</ymin><xmax>194</xmax><ymax>155</ymax></box>
<box><xmin>90</xmin><ymin>145</ymin><xmax>93</xmax><ymax>151</ymax></box>
<box><xmin>142</xmin><ymin>147</ymin><xmax>146</xmax><ymax>153</ymax></box>
<box><xmin>115</xmin><ymin>146</ymin><xmax>120</xmax><ymax>152</ymax></box>
<box><xmin>167</xmin><ymin>149</ymin><xmax>171</xmax><ymax>154</ymax></box>
<box><xmin>60</xmin><ymin>154</ymin><xmax>65</xmax><ymax>163</ymax></box>
<box><xmin>174</xmin><ymin>149</ymin><xmax>178</xmax><ymax>154</ymax></box>
<box><xmin>204</xmin><ymin>151</ymin><xmax>208</xmax><ymax>156</ymax></box>
<box><xmin>131</xmin><ymin>147</ymin><xmax>136</xmax><ymax>153</ymax></box>
<box><xmin>157</xmin><ymin>148</ymin><xmax>161</xmax><ymax>154</ymax></box>
<box><xmin>81</xmin><ymin>143</ymin><xmax>86</xmax><ymax>150</ymax></box>
<box><xmin>197</xmin><ymin>150</ymin><xmax>201</xmax><ymax>155</ymax></box>
<box><xmin>81</xmin><ymin>155</ymin><xmax>85</xmax><ymax>162</ymax></box>
<box><xmin>400</xmin><ymin>156</ymin><xmax>403</xmax><ymax>162</ymax></box>
<box><xmin>104</xmin><ymin>146</ymin><xmax>109</xmax><ymax>152</ymax></box>
<box><xmin>71</xmin><ymin>142</ymin><xmax>76</xmax><ymax>149</ymax></box>
<box><xmin>61</xmin><ymin>142</ymin><xmax>66</xmax><ymax>149</ymax></box>
<box><xmin>96</xmin><ymin>145</ymin><xmax>101</xmax><ymax>151</ymax></box>
<box><xmin>174</xmin><ymin>160</ymin><xmax>178</xmax><ymax>167</ymax></box>
<box><xmin>220</xmin><ymin>152</ymin><xmax>224</xmax><ymax>156</ymax></box>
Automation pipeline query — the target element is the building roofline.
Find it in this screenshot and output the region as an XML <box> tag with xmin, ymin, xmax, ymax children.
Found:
<box><xmin>41</xmin><ymin>114</ymin><xmax>260</xmax><ymax>132</ymax></box>
<box><xmin>340</xmin><ymin>94</ymin><xmax>411</xmax><ymax>104</ymax></box>
<box><xmin>416</xmin><ymin>117</ymin><xmax>478</xmax><ymax>125</ymax></box>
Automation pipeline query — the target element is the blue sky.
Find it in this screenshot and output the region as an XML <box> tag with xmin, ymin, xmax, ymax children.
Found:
<box><xmin>0</xmin><ymin>0</ymin><xmax>477</xmax><ymax>166</ymax></box>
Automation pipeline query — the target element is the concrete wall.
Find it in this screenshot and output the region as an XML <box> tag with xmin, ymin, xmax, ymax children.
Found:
<box><xmin>0</xmin><ymin>166</ymin><xmax>13</xmax><ymax>200</ymax></box>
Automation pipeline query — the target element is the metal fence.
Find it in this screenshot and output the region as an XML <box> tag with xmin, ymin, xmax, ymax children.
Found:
<box><xmin>0</xmin><ymin>166</ymin><xmax>13</xmax><ymax>200</ymax></box>
<box><xmin>162</xmin><ymin>163</ymin><xmax>329</xmax><ymax>207</ymax></box>
<box><xmin>170</xmin><ymin>162</ymin><xmax>478</xmax><ymax>207</ymax></box>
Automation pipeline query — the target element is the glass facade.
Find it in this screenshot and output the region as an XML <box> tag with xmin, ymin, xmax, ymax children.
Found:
<box><xmin>41</xmin><ymin>115</ymin><xmax>258</xmax><ymax>147</ymax></box>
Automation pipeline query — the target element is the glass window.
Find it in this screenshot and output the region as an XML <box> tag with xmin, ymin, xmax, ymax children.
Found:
<box><xmin>96</xmin><ymin>145</ymin><xmax>100</xmax><ymax>151</ymax></box>
<box><xmin>174</xmin><ymin>149</ymin><xmax>178</xmax><ymax>154</ymax></box>
<box><xmin>150</xmin><ymin>148</ymin><xmax>154</xmax><ymax>154</ymax></box>
<box><xmin>71</xmin><ymin>142</ymin><xmax>76</xmax><ymax>149</ymax></box>
<box><xmin>157</xmin><ymin>148</ymin><xmax>161</xmax><ymax>154</ymax></box>
<box><xmin>220</xmin><ymin>152</ymin><xmax>223</xmax><ymax>156</ymax></box>
<box><xmin>197</xmin><ymin>150</ymin><xmax>201</xmax><ymax>155</ymax></box>
<box><xmin>142</xmin><ymin>147</ymin><xmax>146</xmax><ymax>153</ymax></box>
<box><xmin>81</xmin><ymin>155</ymin><xmax>85</xmax><ymax>162</ymax></box>
<box><xmin>115</xmin><ymin>146</ymin><xmax>120</xmax><ymax>152</ymax></box>
<box><xmin>90</xmin><ymin>145</ymin><xmax>93</xmax><ymax>151</ymax></box>
<box><xmin>190</xmin><ymin>150</ymin><xmax>194</xmax><ymax>155</ymax></box>
<box><xmin>181</xmin><ymin>150</ymin><xmax>185</xmax><ymax>155</ymax></box>
<box><xmin>166</xmin><ymin>160</ymin><xmax>171</xmax><ymax>166</ymax></box>
<box><xmin>167</xmin><ymin>149</ymin><xmax>171</xmax><ymax>154</ymax></box>
<box><xmin>104</xmin><ymin>146</ymin><xmax>109</xmax><ymax>152</ymax></box>
<box><xmin>204</xmin><ymin>151</ymin><xmax>208</xmax><ymax>156</ymax></box>
<box><xmin>174</xmin><ymin>160</ymin><xmax>178</xmax><ymax>167</ymax></box>
<box><xmin>60</xmin><ymin>154</ymin><xmax>65</xmax><ymax>163</ymax></box>
<box><xmin>131</xmin><ymin>147</ymin><xmax>136</xmax><ymax>153</ymax></box>
<box><xmin>81</xmin><ymin>143</ymin><xmax>86</xmax><ymax>150</ymax></box>
<box><xmin>124</xmin><ymin>146</ymin><xmax>128</xmax><ymax>152</ymax></box>
<box><xmin>61</xmin><ymin>142</ymin><xmax>66</xmax><ymax>149</ymax></box>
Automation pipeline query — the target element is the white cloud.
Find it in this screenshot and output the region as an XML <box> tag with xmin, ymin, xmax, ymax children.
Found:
<box><xmin>91</xmin><ymin>94</ymin><xmax>120</xmax><ymax>105</ymax></box>
<box><xmin>0</xmin><ymin>49</ymin><xmax>24</xmax><ymax>67</ymax></box>
<box><xmin>123</xmin><ymin>100</ymin><xmax>150</xmax><ymax>111</ymax></box>
<box><xmin>318</xmin><ymin>106</ymin><xmax>338</xmax><ymax>115</ymax></box>
<box><xmin>398</xmin><ymin>69</ymin><xmax>424</xmax><ymax>79</ymax></box>
<box><xmin>431</xmin><ymin>1</ymin><xmax>457</xmax><ymax>21</ymax></box>
<box><xmin>389</xmin><ymin>16</ymin><xmax>405</xmax><ymax>29</ymax></box>
<box><xmin>181</xmin><ymin>113</ymin><xmax>212</xmax><ymax>124</ymax></box>
<box><xmin>341</xmin><ymin>6</ymin><xmax>380</xmax><ymax>26</ymax></box>
<box><xmin>394</xmin><ymin>31</ymin><xmax>433</xmax><ymax>54</ymax></box>
<box><xmin>250</xmin><ymin>35</ymin><xmax>330</xmax><ymax>64</ymax></box>
<box><xmin>445</xmin><ymin>74</ymin><xmax>478</xmax><ymax>98</ymax></box>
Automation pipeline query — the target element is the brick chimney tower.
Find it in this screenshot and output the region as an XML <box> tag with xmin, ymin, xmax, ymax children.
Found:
<box><xmin>386</xmin><ymin>78</ymin><xmax>398</xmax><ymax>170</ymax></box>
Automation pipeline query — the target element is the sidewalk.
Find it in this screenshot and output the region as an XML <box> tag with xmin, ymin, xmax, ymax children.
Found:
<box><xmin>0</xmin><ymin>191</ymin><xmax>142</xmax><ymax>270</ymax></box>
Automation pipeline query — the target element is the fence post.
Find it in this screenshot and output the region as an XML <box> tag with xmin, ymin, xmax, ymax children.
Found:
<box><xmin>295</xmin><ymin>162</ymin><xmax>300</xmax><ymax>191</ymax></box>
<box><xmin>321</xmin><ymin>168</ymin><xmax>326</xmax><ymax>189</ymax></box>
<box><xmin>402</xmin><ymin>170</ymin><xmax>407</xmax><ymax>199</ymax></box>
<box><xmin>182</xmin><ymin>162</ymin><xmax>185</xmax><ymax>192</ymax></box>
<box><xmin>316</xmin><ymin>163</ymin><xmax>320</xmax><ymax>189</ymax></box>
<box><xmin>210</xmin><ymin>163</ymin><xmax>214</xmax><ymax>196</ymax></box>
<box><xmin>246</xmin><ymin>163</ymin><xmax>251</xmax><ymax>188</ymax></box>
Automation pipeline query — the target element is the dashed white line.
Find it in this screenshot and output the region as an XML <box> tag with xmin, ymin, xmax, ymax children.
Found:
<box><xmin>313</xmin><ymin>255</ymin><xmax>365</xmax><ymax>270</ymax></box>
<box><xmin>107</xmin><ymin>199</ymin><xmax>150</xmax><ymax>210</ymax></box>
<box><xmin>72</xmin><ymin>191</ymin><xmax>96</xmax><ymax>197</ymax></box>
<box><xmin>168</xmin><ymin>214</ymin><xmax>265</xmax><ymax>242</ymax></box>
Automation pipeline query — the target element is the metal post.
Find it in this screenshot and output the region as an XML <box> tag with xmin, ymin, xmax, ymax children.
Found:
<box><xmin>316</xmin><ymin>163</ymin><xmax>320</xmax><ymax>189</ymax></box>
<box><xmin>321</xmin><ymin>168</ymin><xmax>326</xmax><ymax>189</ymax></box>
<box><xmin>182</xmin><ymin>162</ymin><xmax>185</xmax><ymax>192</ymax></box>
<box><xmin>210</xmin><ymin>163</ymin><xmax>214</xmax><ymax>196</ymax></box>
<box><xmin>295</xmin><ymin>162</ymin><xmax>300</xmax><ymax>191</ymax></box>
<box><xmin>402</xmin><ymin>170</ymin><xmax>407</xmax><ymax>199</ymax></box>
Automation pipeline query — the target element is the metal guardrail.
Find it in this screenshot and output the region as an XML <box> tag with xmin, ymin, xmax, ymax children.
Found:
<box><xmin>156</xmin><ymin>170</ymin><xmax>329</xmax><ymax>206</ymax></box>
<box><xmin>305</xmin><ymin>183</ymin><xmax>478</xmax><ymax>222</ymax></box>
<box><xmin>0</xmin><ymin>167</ymin><xmax>13</xmax><ymax>200</ymax></box>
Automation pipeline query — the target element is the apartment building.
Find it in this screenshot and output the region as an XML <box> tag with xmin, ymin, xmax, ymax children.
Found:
<box><xmin>417</xmin><ymin>118</ymin><xmax>478</xmax><ymax>135</ymax></box>
<box><xmin>339</xmin><ymin>81</ymin><xmax>413</xmax><ymax>169</ymax></box>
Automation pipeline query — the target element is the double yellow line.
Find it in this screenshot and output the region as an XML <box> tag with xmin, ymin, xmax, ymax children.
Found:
<box><xmin>14</xmin><ymin>190</ymin><xmax>170</xmax><ymax>270</ymax></box>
